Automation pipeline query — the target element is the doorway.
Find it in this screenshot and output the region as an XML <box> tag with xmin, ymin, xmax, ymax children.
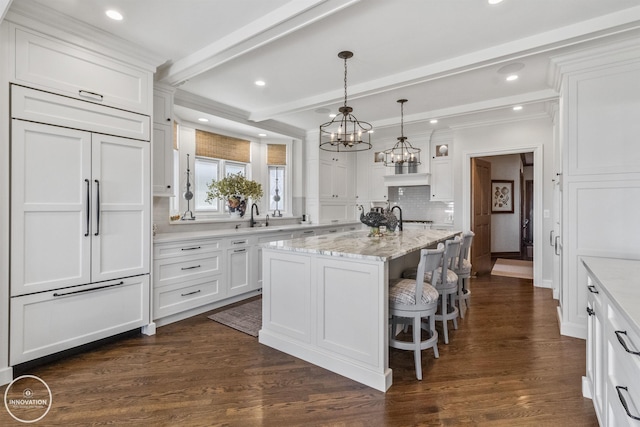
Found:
<box><xmin>465</xmin><ymin>148</ymin><xmax>541</xmax><ymax>284</ymax></box>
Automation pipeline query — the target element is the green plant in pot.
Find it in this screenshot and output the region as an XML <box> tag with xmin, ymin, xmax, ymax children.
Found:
<box><xmin>205</xmin><ymin>172</ymin><xmax>263</xmax><ymax>217</ymax></box>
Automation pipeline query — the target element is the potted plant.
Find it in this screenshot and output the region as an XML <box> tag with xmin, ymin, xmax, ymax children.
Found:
<box><xmin>205</xmin><ymin>172</ymin><xmax>263</xmax><ymax>217</ymax></box>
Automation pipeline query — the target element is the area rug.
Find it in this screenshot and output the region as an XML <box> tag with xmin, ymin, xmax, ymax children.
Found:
<box><xmin>208</xmin><ymin>298</ymin><xmax>262</xmax><ymax>337</ymax></box>
<box><xmin>491</xmin><ymin>258</ymin><xmax>533</xmax><ymax>280</ymax></box>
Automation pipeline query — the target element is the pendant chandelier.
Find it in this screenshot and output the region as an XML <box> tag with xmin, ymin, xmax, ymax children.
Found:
<box><xmin>383</xmin><ymin>99</ymin><xmax>421</xmax><ymax>171</ymax></box>
<box><xmin>319</xmin><ymin>51</ymin><xmax>372</xmax><ymax>152</ymax></box>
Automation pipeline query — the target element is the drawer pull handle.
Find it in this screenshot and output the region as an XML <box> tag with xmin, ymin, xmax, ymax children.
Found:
<box><xmin>616</xmin><ymin>386</ymin><xmax>640</xmax><ymax>421</ymax></box>
<box><xmin>328</xmin><ymin>230</ymin><xmax>337</xmax><ymax>233</ymax></box>
<box><xmin>615</xmin><ymin>330</ymin><xmax>640</xmax><ymax>356</ymax></box>
<box><xmin>181</xmin><ymin>246</ymin><xmax>201</xmax><ymax>251</ymax></box>
<box><xmin>234</xmin><ymin>249</ymin><xmax>246</xmax><ymax>253</ymax></box>
<box><xmin>586</xmin><ymin>307</ymin><xmax>595</xmax><ymax>316</ymax></box>
<box><xmin>53</xmin><ymin>281</ymin><xmax>124</xmax><ymax>297</ymax></box>
<box><xmin>181</xmin><ymin>290</ymin><xmax>201</xmax><ymax>297</ymax></box>
<box><xmin>233</xmin><ymin>240</ymin><xmax>247</xmax><ymax>245</ymax></box>
<box><xmin>78</xmin><ymin>90</ymin><xmax>104</xmax><ymax>101</ymax></box>
<box><xmin>587</xmin><ymin>285</ymin><xmax>599</xmax><ymax>294</ymax></box>
<box><xmin>181</xmin><ymin>265</ymin><xmax>201</xmax><ymax>270</ymax></box>
<box><xmin>303</xmin><ymin>231</ymin><xmax>314</xmax><ymax>234</ymax></box>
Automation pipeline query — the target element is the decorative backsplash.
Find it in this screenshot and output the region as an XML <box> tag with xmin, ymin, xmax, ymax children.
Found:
<box><xmin>387</xmin><ymin>185</ymin><xmax>454</xmax><ymax>223</ymax></box>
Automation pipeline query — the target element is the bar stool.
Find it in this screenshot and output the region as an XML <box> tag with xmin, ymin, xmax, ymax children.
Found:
<box><xmin>454</xmin><ymin>231</ymin><xmax>474</xmax><ymax>318</ymax></box>
<box><xmin>389</xmin><ymin>247</ymin><xmax>443</xmax><ymax>380</ymax></box>
<box><xmin>403</xmin><ymin>238</ymin><xmax>460</xmax><ymax>344</ymax></box>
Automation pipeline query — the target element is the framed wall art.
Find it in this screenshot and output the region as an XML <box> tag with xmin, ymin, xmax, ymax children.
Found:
<box><xmin>491</xmin><ymin>180</ymin><xmax>514</xmax><ymax>213</ymax></box>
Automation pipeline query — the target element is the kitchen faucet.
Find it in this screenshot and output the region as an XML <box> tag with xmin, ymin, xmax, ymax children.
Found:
<box><xmin>390</xmin><ymin>205</ymin><xmax>403</xmax><ymax>231</ymax></box>
<box><xmin>250</xmin><ymin>203</ymin><xmax>260</xmax><ymax>227</ymax></box>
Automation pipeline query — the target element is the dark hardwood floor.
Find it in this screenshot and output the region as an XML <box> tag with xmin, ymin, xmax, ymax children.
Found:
<box><xmin>1</xmin><ymin>274</ymin><xmax>597</xmax><ymax>426</ymax></box>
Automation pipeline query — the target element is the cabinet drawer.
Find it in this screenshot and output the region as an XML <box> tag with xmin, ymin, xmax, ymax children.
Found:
<box><xmin>154</xmin><ymin>252</ymin><xmax>222</xmax><ymax>287</ymax></box>
<box><xmin>607</xmin><ymin>349</ymin><xmax>640</xmax><ymax>426</ymax></box>
<box><xmin>608</xmin><ymin>304</ymin><xmax>640</xmax><ymax>374</ymax></box>
<box><xmin>10</xmin><ymin>276</ymin><xmax>149</xmax><ymax>365</ymax></box>
<box><xmin>11</xmin><ymin>85</ymin><xmax>150</xmax><ymax>141</ymax></box>
<box><xmin>154</xmin><ymin>276</ymin><xmax>224</xmax><ymax>320</ymax></box>
<box><xmin>154</xmin><ymin>239</ymin><xmax>222</xmax><ymax>259</ymax></box>
<box><xmin>13</xmin><ymin>25</ymin><xmax>151</xmax><ymax>115</ymax></box>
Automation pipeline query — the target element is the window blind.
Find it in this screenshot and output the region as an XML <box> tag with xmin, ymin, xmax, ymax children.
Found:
<box><xmin>267</xmin><ymin>144</ymin><xmax>287</xmax><ymax>165</ymax></box>
<box><xmin>195</xmin><ymin>129</ymin><xmax>250</xmax><ymax>163</ymax></box>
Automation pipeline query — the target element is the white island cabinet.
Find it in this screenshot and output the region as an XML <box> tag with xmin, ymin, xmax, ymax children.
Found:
<box><xmin>259</xmin><ymin>228</ymin><xmax>458</xmax><ymax>392</ymax></box>
<box><xmin>582</xmin><ymin>257</ymin><xmax>640</xmax><ymax>426</ymax></box>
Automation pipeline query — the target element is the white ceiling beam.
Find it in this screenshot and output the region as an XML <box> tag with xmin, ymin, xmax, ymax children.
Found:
<box><xmin>156</xmin><ymin>0</ymin><xmax>360</xmax><ymax>86</ymax></box>
<box><xmin>248</xmin><ymin>6</ymin><xmax>640</xmax><ymax>122</ymax></box>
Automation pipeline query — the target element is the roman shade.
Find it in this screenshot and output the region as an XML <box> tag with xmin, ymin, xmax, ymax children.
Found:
<box><xmin>267</xmin><ymin>144</ymin><xmax>287</xmax><ymax>165</ymax></box>
<box><xmin>195</xmin><ymin>129</ymin><xmax>250</xmax><ymax>163</ymax></box>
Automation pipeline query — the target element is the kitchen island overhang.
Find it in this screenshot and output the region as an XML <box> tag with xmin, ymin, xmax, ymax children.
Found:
<box><xmin>259</xmin><ymin>229</ymin><xmax>459</xmax><ymax>392</ymax></box>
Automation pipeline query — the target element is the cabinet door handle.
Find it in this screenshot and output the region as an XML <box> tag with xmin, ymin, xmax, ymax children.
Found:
<box><xmin>181</xmin><ymin>265</ymin><xmax>201</xmax><ymax>270</ymax></box>
<box><xmin>94</xmin><ymin>179</ymin><xmax>100</xmax><ymax>236</ymax></box>
<box><xmin>615</xmin><ymin>386</ymin><xmax>640</xmax><ymax>421</ymax></box>
<box><xmin>181</xmin><ymin>289</ymin><xmax>202</xmax><ymax>297</ymax></box>
<box><xmin>85</xmin><ymin>179</ymin><xmax>91</xmax><ymax>237</ymax></box>
<box><xmin>78</xmin><ymin>90</ymin><xmax>104</xmax><ymax>101</ymax></box>
<box><xmin>587</xmin><ymin>285</ymin><xmax>599</xmax><ymax>294</ymax></box>
<box><xmin>234</xmin><ymin>248</ymin><xmax>246</xmax><ymax>253</ymax></box>
<box><xmin>586</xmin><ymin>307</ymin><xmax>595</xmax><ymax>316</ymax></box>
<box><xmin>615</xmin><ymin>330</ymin><xmax>640</xmax><ymax>356</ymax></box>
<box><xmin>181</xmin><ymin>246</ymin><xmax>201</xmax><ymax>251</ymax></box>
<box><xmin>554</xmin><ymin>235</ymin><xmax>560</xmax><ymax>256</ymax></box>
<box><xmin>550</xmin><ymin>230</ymin><xmax>554</xmax><ymax>246</ymax></box>
<box><xmin>53</xmin><ymin>281</ymin><xmax>124</xmax><ymax>297</ymax></box>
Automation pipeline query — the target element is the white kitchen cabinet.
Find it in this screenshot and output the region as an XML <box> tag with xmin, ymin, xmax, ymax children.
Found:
<box><xmin>369</xmin><ymin>163</ymin><xmax>388</xmax><ymax>202</ymax></box>
<box><xmin>153</xmin><ymin>87</ymin><xmax>175</xmax><ymax>197</ymax></box>
<box><xmin>153</xmin><ymin>237</ymin><xmax>224</xmax><ymax>320</ymax></box>
<box><xmin>582</xmin><ymin>257</ymin><xmax>640</xmax><ymax>426</ymax></box>
<box><xmin>585</xmin><ymin>273</ymin><xmax>606</xmax><ymax>423</ymax></box>
<box><xmin>10</xmin><ymin>276</ymin><xmax>149</xmax><ymax>365</ymax></box>
<box><xmin>319</xmin><ymin>155</ymin><xmax>349</xmax><ymax>199</ymax></box>
<box><xmin>227</xmin><ymin>237</ymin><xmax>252</xmax><ymax>297</ymax></box>
<box><xmin>430</xmin><ymin>134</ymin><xmax>453</xmax><ymax>201</ymax></box>
<box><xmin>11</xmin><ymin>24</ymin><xmax>151</xmax><ymax>114</ymax></box>
<box><xmin>11</xmin><ymin>89</ymin><xmax>150</xmax><ymax>296</ymax></box>
<box><xmin>252</xmin><ymin>231</ymin><xmax>295</xmax><ymax>291</ymax></box>
<box><xmin>10</xmin><ymin>85</ymin><xmax>151</xmax><ymax>364</ymax></box>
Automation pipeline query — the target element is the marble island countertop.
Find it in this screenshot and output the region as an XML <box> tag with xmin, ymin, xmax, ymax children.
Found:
<box><xmin>264</xmin><ymin>228</ymin><xmax>460</xmax><ymax>262</ymax></box>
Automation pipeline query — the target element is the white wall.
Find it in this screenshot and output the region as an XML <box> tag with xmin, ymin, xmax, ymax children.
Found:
<box><xmin>453</xmin><ymin>116</ymin><xmax>555</xmax><ymax>287</ymax></box>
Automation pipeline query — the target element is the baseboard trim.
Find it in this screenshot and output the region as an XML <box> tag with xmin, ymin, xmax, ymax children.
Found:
<box><xmin>0</xmin><ymin>366</ymin><xmax>13</xmax><ymax>386</ymax></box>
<box><xmin>491</xmin><ymin>252</ymin><xmax>521</xmax><ymax>259</ymax></box>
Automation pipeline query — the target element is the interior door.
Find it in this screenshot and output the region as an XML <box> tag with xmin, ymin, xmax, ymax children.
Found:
<box><xmin>11</xmin><ymin>120</ymin><xmax>92</xmax><ymax>296</ymax></box>
<box><xmin>471</xmin><ymin>158</ymin><xmax>492</xmax><ymax>274</ymax></box>
<box><xmin>91</xmin><ymin>134</ymin><xmax>150</xmax><ymax>282</ymax></box>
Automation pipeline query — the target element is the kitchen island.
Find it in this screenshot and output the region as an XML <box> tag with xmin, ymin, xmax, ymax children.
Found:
<box><xmin>259</xmin><ymin>228</ymin><xmax>459</xmax><ymax>392</ymax></box>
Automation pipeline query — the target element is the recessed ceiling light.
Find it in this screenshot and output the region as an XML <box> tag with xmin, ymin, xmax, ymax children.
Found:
<box><xmin>105</xmin><ymin>10</ymin><xmax>123</xmax><ymax>21</ymax></box>
<box><xmin>430</xmin><ymin>119</ymin><xmax>438</xmax><ymax>124</ymax></box>
<box><xmin>329</xmin><ymin>113</ymin><xmax>337</xmax><ymax>118</ymax></box>
<box><xmin>258</xmin><ymin>133</ymin><xmax>267</xmax><ymax>137</ymax></box>
<box><xmin>513</xmin><ymin>105</ymin><xmax>523</xmax><ymax>111</ymax></box>
<box><xmin>488</xmin><ymin>0</ymin><xmax>503</xmax><ymax>4</ymax></box>
<box><xmin>198</xmin><ymin>118</ymin><xmax>209</xmax><ymax>122</ymax></box>
<box><xmin>506</xmin><ymin>74</ymin><xmax>519</xmax><ymax>81</ymax></box>
<box><xmin>255</xmin><ymin>80</ymin><xmax>266</xmax><ymax>86</ymax></box>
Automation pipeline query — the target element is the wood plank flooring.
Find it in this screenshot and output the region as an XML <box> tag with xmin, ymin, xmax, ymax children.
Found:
<box><xmin>0</xmin><ymin>274</ymin><xmax>597</xmax><ymax>426</ymax></box>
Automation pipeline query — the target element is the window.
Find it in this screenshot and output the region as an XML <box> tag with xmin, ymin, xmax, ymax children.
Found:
<box><xmin>269</xmin><ymin>166</ymin><xmax>286</xmax><ymax>213</ymax></box>
<box><xmin>225</xmin><ymin>162</ymin><xmax>246</xmax><ymax>178</ymax></box>
<box><xmin>267</xmin><ymin>144</ymin><xmax>287</xmax><ymax>215</ymax></box>
<box><xmin>194</xmin><ymin>157</ymin><xmax>219</xmax><ymax>211</ymax></box>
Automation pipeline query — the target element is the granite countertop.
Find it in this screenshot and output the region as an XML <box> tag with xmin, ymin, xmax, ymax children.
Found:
<box><xmin>154</xmin><ymin>221</ymin><xmax>361</xmax><ymax>244</ymax></box>
<box><xmin>581</xmin><ymin>256</ymin><xmax>640</xmax><ymax>334</ymax></box>
<box><xmin>263</xmin><ymin>229</ymin><xmax>460</xmax><ymax>262</ymax></box>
